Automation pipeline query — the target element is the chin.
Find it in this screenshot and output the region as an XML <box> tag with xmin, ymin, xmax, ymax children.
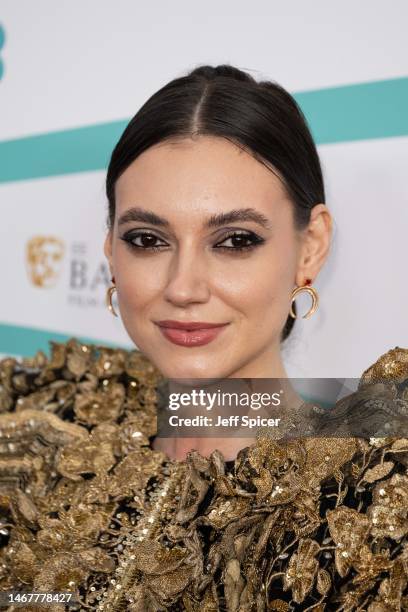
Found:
<box><xmin>157</xmin><ymin>356</ymin><xmax>231</xmax><ymax>381</ymax></box>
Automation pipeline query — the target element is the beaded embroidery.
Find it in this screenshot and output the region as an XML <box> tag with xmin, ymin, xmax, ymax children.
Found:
<box><xmin>0</xmin><ymin>340</ymin><xmax>408</xmax><ymax>610</ymax></box>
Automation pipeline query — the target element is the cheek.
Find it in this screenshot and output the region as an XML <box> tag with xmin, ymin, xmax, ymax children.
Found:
<box><xmin>114</xmin><ymin>249</ymin><xmax>162</xmax><ymax>310</ymax></box>
<box><xmin>121</xmin><ymin>279</ymin><xmax>161</xmax><ymax>313</ymax></box>
<box><xmin>214</xmin><ymin>252</ymin><xmax>293</xmax><ymax>319</ymax></box>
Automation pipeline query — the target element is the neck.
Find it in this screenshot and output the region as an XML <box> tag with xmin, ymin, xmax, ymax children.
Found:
<box><xmin>153</xmin><ymin>350</ymin><xmax>305</xmax><ymax>462</ymax></box>
<box><xmin>153</xmin><ymin>435</ymin><xmax>256</xmax><ymax>462</ymax></box>
<box><xmin>228</xmin><ymin>344</ymin><xmax>289</xmax><ymax>379</ymax></box>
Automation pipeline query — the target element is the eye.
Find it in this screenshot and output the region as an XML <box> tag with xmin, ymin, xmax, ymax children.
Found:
<box><xmin>214</xmin><ymin>231</ymin><xmax>265</xmax><ymax>252</ymax></box>
<box><xmin>120</xmin><ymin>229</ymin><xmax>265</xmax><ymax>254</ymax></box>
<box><xmin>120</xmin><ymin>231</ymin><xmax>169</xmax><ymax>252</ymax></box>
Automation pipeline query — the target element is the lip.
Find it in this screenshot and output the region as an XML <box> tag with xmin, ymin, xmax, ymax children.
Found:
<box><xmin>156</xmin><ymin>320</ymin><xmax>228</xmax><ymax>330</ymax></box>
<box><xmin>154</xmin><ymin>320</ymin><xmax>229</xmax><ymax>347</ymax></box>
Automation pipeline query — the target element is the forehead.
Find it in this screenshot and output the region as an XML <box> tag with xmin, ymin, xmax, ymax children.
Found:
<box><xmin>115</xmin><ymin>135</ymin><xmax>289</xmax><ymax>219</ymax></box>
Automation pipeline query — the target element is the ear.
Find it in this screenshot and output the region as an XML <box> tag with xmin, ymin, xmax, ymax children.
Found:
<box><xmin>295</xmin><ymin>204</ymin><xmax>333</xmax><ymax>285</ymax></box>
<box><xmin>103</xmin><ymin>231</ymin><xmax>114</xmax><ymax>278</ymax></box>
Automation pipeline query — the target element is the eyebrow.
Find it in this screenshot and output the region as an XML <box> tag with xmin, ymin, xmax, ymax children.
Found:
<box><xmin>118</xmin><ymin>206</ymin><xmax>272</xmax><ymax>230</ymax></box>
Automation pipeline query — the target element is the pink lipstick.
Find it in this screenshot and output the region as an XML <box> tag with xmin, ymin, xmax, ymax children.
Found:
<box><xmin>155</xmin><ymin>320</ymin><xmax>229</xmax><ymax>347</ymax></box>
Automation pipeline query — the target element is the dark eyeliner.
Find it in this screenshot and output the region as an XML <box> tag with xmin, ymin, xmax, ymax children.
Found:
<box><xmin>120</xmin><ymin>231</ymin><xmax>169</xmax><ymax>252</ymax></box>
<box><xmin>120</xmin><ymin>229</ymin><xmax>265</xmax><ymax>253</ymax></box>
<box><xmin>213</xmin><ymin>230</ymin><xmax>265</xmax><ymax>252</ymax></box>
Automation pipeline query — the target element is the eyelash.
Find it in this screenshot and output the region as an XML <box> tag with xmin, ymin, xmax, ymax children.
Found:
<box><xmin>120</xmin><ymin>230</ymin><xmax>265</xmax><ymax>253</ymax></box>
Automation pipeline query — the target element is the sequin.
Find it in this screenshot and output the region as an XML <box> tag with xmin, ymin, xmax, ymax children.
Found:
<box><xmin>0</xmin><ymin>338</ymin><xmax>408</xmax><ymax>609</ymax></box>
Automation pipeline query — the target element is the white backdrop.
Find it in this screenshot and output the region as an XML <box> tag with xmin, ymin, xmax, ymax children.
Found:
<box><xmin>0</xmin><ymin>0</ymin><xmax>407</xmax><ymax>378</ymax></box>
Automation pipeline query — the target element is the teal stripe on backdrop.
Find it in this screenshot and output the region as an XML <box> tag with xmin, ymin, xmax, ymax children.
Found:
<box><xmin>0</xmin><ymin>120</ymin><xmax>127</xmax><ymax>183</ymax></box>
<box><xmin>295</xmin><ymin>76</ymin><xmax>408</xmax><ymax>144</ymax></box>
<box><xmin>0</xmin><ymin>76</ymin><xmax>407</xmax><ymax>183</ymax></box>
<box><xmin>0</xmin><ymin>323</ymin><xmax>132</xmax><ymax>358</ymax></box>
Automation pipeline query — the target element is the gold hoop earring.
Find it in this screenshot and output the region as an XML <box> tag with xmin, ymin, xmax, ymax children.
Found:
<box><xmin>289</xmin><ymin>279</ymin><xmax>319</xmax><ymax>319</ymax></box>
<box><xmin>106</xmin><ymin>276</ymin><xmax>119</xmax><ymax>317</ymax></box>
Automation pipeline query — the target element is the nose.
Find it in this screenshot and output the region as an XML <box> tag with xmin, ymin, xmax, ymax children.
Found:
<box><xmin>162</xmin><ymin>246</ymin><xmax>211</xmax><ymax>307</ymax></box>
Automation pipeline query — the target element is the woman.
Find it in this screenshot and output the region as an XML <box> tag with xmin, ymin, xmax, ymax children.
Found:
<box><xmin>1</xmin><ymin>64</ymin><xmax>407</xmax><ymax>611</ymax></box>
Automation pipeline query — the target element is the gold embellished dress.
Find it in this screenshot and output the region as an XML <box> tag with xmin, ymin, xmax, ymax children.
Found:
<box><xmin>0</xmin><ymin>339</ymin><xmax>408</xmax><ymax>611</ymax></box>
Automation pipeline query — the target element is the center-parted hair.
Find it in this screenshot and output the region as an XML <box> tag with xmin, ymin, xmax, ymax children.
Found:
<box><xmin>106</xmin><ymin>64</ymin><xmax>326</xmax><ymax>342</ymax></box>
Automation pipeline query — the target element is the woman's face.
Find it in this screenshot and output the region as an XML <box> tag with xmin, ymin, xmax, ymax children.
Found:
<box><xmin>104</xmin><ymin>135</ymin><xmax>329</xmax><ymax>379</ymax></box>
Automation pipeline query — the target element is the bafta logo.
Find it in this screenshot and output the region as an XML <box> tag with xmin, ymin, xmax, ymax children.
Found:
<box><xmin>26</xmin><ymin>236</ymin><xmax>65</xmax><ymax>288</ymax></box>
